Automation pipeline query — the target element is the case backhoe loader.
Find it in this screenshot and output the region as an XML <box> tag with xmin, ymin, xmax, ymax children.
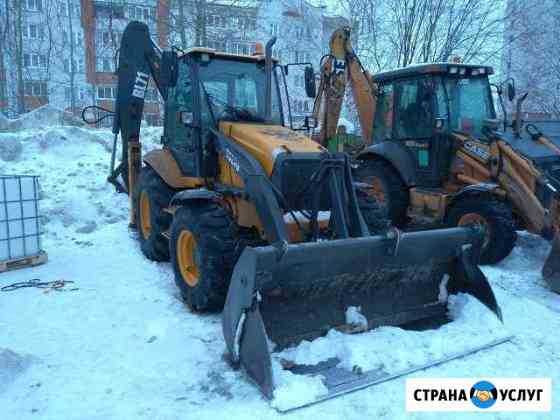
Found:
<box><xmin>312</xmin><ymin>27</ymin><xmax>560</xmax><ymax>293</ymax></box>
<box><xmin>82</xmin><ymin>21</ymin><xmax>506</xmax><ymax>410</ymax></box>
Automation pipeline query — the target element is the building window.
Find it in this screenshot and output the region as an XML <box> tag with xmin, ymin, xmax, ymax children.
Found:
<box><xmin>24</xmin><ymin>24</ymin><xmax>45</xmax><ymax>39</ymax></box>
<box><xmin>24</xmin><ymin>53</ymin><xmax>47</xmax><ymax>68</ymax></box>
<box><xmin>208</xmin><ymin>15</ymin><xmax>227</xmax><ymax>28</ymax></box>
<box><xmin>207</xmin><ymin>39</ymin><xmax>226</xmax><ymax>52</ymax></box>
<box><xmin>97</xmin><ymin>86</ymin><xmax>117</xmax><ymax>100</ymax></box>
<box><xmin>293</xmin><ymin>51</ymin><xmax>311</xmax><ymax>63</ymax></box>
<box><xmin>74</xmin><ymin>31</ymin><xmax>83</xmax><ymax>47</ymax></box>
<box><xmin>230</xmin><ymin>42</ymin><xmax>250</xmax><ymax>55</ymax></box>
<box><xmin>96</xmin><ymin>30</ymin><xmax>120</xmax><ymax>49</ymax></box>
<box><xmin>24</xmin><ymin>81</ymin><xmax>47</xmax><ymax>97</ymax></box>
<box><xmin>26</xmin><ymin>0</ymin><xmax>42</xmax><ymax>11</ymax></box>
<box><xmin>127</xmin><ymin>5</ymin><xmax>153</xmax><ymax>22</ymax></box>
<box><xmin>96</xmin><ymin>56</ymin><xmax>115</xmax><ymax>73</ymax></box>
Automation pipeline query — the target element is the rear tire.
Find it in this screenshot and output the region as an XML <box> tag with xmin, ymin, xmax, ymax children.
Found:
<box><xmin>445</xmin><ymin>197</ymin><xmax>517</xmax><ymax>264</ymax></box>
<box><xmin>356</xmin><ymin>190</ymin><xmax>390</xmax><ymax>235</ymax></box>
<box><xmin>355</xmin><ymin>159</ymin><xmax>409</xmax><ymax>227</ymax></box>
<box><xmin>170</xmin><ymin>203</ymin><xmax>239</xmax><ymax>311</ymax></box>
<box><xmin>134</xmin><ymin>166</ymin><xmax>174</xmax><ymax>261</ymax></box>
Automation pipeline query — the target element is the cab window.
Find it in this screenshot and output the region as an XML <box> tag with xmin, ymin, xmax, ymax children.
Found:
<box><xmin>374</xmin><ymin>83</ymin><xmax>394</xmax><ymax>141</ymax></box>
<box><xmin>395</xmin><ymin>78</ymin><xmax>433</xmax><ymax>139</ymax></box>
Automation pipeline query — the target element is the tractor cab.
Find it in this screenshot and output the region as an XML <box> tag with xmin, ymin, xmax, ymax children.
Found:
<box><xmin>162</xmin><ymin>47</ymin><xmax>317</xmax><ymax>178</ymax></box>
<box><xmin>372</xmin><ymin>63</ymin><xmax>496</xmax><ymax>188</ymax></box>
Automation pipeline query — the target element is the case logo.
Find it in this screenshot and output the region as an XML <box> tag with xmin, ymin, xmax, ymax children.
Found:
<box><xmin>225</xmin><ymin>148</ymin><xmax>241</xmax><ymax>172</ymax></box>
<box><xmin>463</xmin><ymin>141</ymin><xmax>490</xmax><ymax>161</ymax></box>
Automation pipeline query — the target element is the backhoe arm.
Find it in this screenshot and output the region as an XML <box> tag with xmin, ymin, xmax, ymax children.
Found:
<box><xmin>110</xmin><ymin>21</ymin><xmax>176</xmax><ymax>195</ymax></box>
<box><xmin>312</xmin><ymin>27</ymin><xmax>377</xmax><ymax>147</ymax></box>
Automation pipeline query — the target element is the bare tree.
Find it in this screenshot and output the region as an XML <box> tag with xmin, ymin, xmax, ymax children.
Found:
<box><xmin>502</xmin><ymin>0</ymin><xmax>559</xmax><ymax>118</ymax></box>
<box><xmin>0</xmin><ymin>0</ymin><xmax>8</xmax><ymax>113</ymax></box>
<box><xmin>66</xmin><ymin>0</ymin><xmax>76</xmax><ymax>113</ymax></box>
<box><xmin>341</xmin><ymin>0</ymin><xmax>514</xmax><ymax>70</ymax></box>
<box><xmin>15</xmin><ymin>0</ymin><xmax>25</xmax><ymax>114</ymax></box>
<box><xmin>166</xmin><ymin>0</ymin><xmax>253</xmax><ymax>50</ymax></box>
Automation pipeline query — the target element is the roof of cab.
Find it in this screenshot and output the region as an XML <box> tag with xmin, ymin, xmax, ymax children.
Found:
<box><xmin>181</xmin><ymin>47</ymin><xmax>279</xmax><ymax>63</ymax></box>
<box><xmin>373</xmin><ymin>63</ymin><xmax>494</xmax><ymax>83</ymax></box>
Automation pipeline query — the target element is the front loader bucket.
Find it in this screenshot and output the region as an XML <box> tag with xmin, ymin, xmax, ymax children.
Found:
<box><xmin>222</xmin><ymin>227</ymin><xmax>504</xmax><ymax>409</ymax></box>
<box><xmin>543</xmin><ymin>232</ymin><xmax>560</xmax><ymax>293</ymax></box>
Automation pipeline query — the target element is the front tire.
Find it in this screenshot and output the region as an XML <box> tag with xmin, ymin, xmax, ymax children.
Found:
<box><xmin>445</xmin><ymin>197</ymin><xmax>517</xmax><ymax>264</ymax></box>
<box><xmin>355</xmin><ymin>159</ymin><xmax>409</xmax><ymax>227</ymax></box>
<box><xmin>134</xmin><ymin>166</ymin><xmax>174</xmax><ymax>261</ymax></box>
<box><xmin>170</xmin><ymin>203</ymin><xmax>239</xmax><ymax>311</ymax></box>
<box><xmin>356</xmin><ymin>190</ymin><xmax>391</xmax><ymax>235</ymax></box>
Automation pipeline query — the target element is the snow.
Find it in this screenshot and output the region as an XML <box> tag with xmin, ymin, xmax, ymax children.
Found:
<box><xmin>0</xmin><ymin>105</ymin><xmax>85</xmax><ymax>132</ymax></box>
<box><xmin>345</xmin><ymin>306</ymin><xmax>368</xmax><ymax>329</ymax></box>
<box><xmin>270</xmin><ymin>360</ymin><xmax>328</xmax><ymax>412</ymax></box>
<box><xmin>272</xmin><ymin>293</ymin><xmax>509</xmax><ymax>411</ymax></box>
<box><xmin>0</xmin><ymin>123</ymin><xmax>559</xmax><ymax>419</ymax></box>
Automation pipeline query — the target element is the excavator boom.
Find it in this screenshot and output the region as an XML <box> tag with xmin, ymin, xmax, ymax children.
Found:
<box><xmin>312</xmin><ymin>27</ymin><xmax>376</xmax><ymax>146</ymax></box>
<box><xmin>314</xmin><ymin>26</ymin><xmax>560</xmax><ymax>295</ymax></box>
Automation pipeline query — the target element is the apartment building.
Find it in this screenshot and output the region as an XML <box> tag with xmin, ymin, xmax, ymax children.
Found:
<box><xmin>80</xmin><ymin>0</ymin><xmax>168</xmax><ymax>125</ymax></box>
<box><xmin>1</xmin><ymin>0</ymin><xmax>347</xmax><ymax>126</ymax></box>
<box><xmin>502</xmin><ymin>0</ymin><xmax>559</xmax><ymax>119</ymax></box>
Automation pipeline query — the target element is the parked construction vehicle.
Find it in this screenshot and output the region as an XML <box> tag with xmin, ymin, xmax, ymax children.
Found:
<box><xmin>83</xmin><ymin>21</ymin><xmax>505</xmax><ymax>410</ymax></box>
<box><xmin>312</xmin><ymin>27</ymin><xmax>560</xmax><ymax>293</ymax></box>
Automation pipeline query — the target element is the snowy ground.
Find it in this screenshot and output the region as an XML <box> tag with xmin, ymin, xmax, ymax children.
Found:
<box><xmin>0</xmin><ymin>122</ymin><xmax>559</xmax><ymax>420</ymax></box>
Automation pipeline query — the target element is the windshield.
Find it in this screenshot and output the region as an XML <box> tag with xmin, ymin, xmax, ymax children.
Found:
<box><xmin>198</xmin><ymin>58</ymin><xmax>283</xmax><ymax>124</ymax></box>
<box><xmin>442</xmin><ymin>76</ymin><xmax>495</xmax><ymax>138</ymax></box>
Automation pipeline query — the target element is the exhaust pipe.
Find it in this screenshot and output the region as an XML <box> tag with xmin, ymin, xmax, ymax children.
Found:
<box><xmin>264</xmin><ymin>37</ymin><xmax>277</xmax><ymax>122</ymax></box>
<box><xmin>513</xmin><ymin>92</ymin><xmax>528</xmax><ymax>138</ymax></box>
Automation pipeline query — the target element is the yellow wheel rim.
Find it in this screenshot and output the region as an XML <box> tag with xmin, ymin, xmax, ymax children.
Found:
<box><xmin>458</xmin><ymin>213</ymin><xmax>491</xmax><ymax>248</ymax></box>
<box><xmin>139</xmin><ymin>191</ymin><xmax>151</xmax><ymax>239</ymax></box>
<box><xmin>177</xmin><ymin>230</ymin><xmax>200</xmax><ymax>287</ymax></box>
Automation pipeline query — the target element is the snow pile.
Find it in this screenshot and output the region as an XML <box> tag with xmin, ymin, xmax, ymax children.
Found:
<box><xmin>0</xmin><ymin>125</ymin><xmax>163</xmax><ymax>239</ymax></box>
<box><xmin>270</xmin><ymin>360</ymin><xmax>328</xmax><ymax>412</ymax></box>
<box><xmin>0</xmin><ymin>123</ymin><xmax>559</xmax><ymax>419</ymax></box>
<box><xmin>0</xmin><ymin>348</ymin><xmax>33</xmax><ymax>394</ymax></box>
<box><xmin>271</xmin><ymin>293</ymin><xmax>509</xmax><ymax>410</ymax></box>
<box><xmin>0</xmin><ymin>105</ymin><xmax>85</xmax><ymax>131</ymax></box>
<box><xmin>345</xmin><ymin>306</ymin><xmax>368</xmax><ymax>329</ymax></box>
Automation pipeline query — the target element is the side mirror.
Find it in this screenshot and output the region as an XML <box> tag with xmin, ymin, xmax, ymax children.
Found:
<box><xmin>304</xmin><ymin>66</ymin><xmax>316</xmax><ymax>98</ymax></box>
<box><xmin>161</xmin><ymin>51</ymin><xmax>178</xmax><ymax>88</ymax></box>
<box><xmin>507</xmin><ymin>81</ymin><xmax>515</xmax><ymax>102</ymax></box>
<box><xmin>304</xmin><ymin>116</ymin><xmax>318</xmax><ymax>129</ymax></box>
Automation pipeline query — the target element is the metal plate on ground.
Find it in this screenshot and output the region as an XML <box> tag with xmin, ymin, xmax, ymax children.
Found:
<box><xmin>275</xmin><ymin>335</ymin><xmax>514</xmax><ymax>413</ymax></box>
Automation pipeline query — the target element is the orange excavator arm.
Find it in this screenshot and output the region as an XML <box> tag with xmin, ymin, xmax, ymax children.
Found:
<box><xmin>312</xmin><ymin>27</ymin><xmax>377</xmax><ymax>146</ymax></box>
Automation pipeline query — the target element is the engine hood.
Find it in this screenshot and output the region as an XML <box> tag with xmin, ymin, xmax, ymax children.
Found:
<box><xmin>499</xmin><ymin>121</ymin><xmax>560</xmax><ymax>166</ymax></box>
<box><xmin>219</xmin><ymin>122</ymin><xmax>326</xmax><ymax>175</ymax></box>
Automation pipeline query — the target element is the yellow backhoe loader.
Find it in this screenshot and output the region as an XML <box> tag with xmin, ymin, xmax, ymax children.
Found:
<box><xmin>82</xmin><ymin>21</ymin><xmax>506</xmax><ymax>410</ymax></box>
<box><xmin>312</xmin><ymin>27</ymin><xmax>560</xmax><ymax>293</ymax></box>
